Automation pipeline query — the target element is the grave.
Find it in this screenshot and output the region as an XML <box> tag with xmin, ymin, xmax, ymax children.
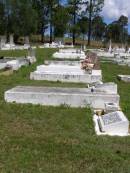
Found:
<box><xmin>44</xmin><ymin>60</ymin><xmax>80</xmax><ymax>66</ymax></box>
<box><xmin>53</xmin><ymin>48</ymin><xmax>86</xmax><ymax>59</ymax></box>
<box><xmin>30</xmin><ymin>64</ymin><xmax>102</xmax><ymax>84</ymax></box>
<box><xmin>24</xmin><ymin>36</ymin><xmax>30</xmax><ymax>49</ymax></box>
<box><xmin>9</xmin><ymin>34</ymin><xmax>15</xmax><ymax>48</ymax></box>
<box><xmin>94</xmin><ymin>82</ymin><xmax>117</xmax><ymax>94</ymax></box>
<box><xmin>94</xmin><ymin>111</ymin><xmax>129</xmax><ymax>136</ymax></box>
<box><xmin>0</xmin><ymin>58</ymin><xmax>11</xmax><ymax>70</ymax></box>
<box><xmin>6</xmin><ymin>58</ymin><xmax>29</xmax><ymax>70</ymax></box>
<box><xmin>5</xmin><ymin>86</ymin><xmax>120</xmax><ymax>109</ymax></box>
<box><xmin>118</xmin><ymin>75</ymin><xmax>130</xmax><ymax>82</ymax></box>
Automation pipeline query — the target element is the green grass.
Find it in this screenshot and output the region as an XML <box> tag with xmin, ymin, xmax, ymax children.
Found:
<box><xmin>0</xmin><ymin>49</ymin><xmax>130</xmax><ymax>172</ymax></box>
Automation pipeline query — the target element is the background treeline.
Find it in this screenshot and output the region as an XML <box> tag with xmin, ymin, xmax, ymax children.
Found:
<box><xmin>0</xmin><ymin>0</ymin><xmax>129</xmax><ymax>46</ymax></box>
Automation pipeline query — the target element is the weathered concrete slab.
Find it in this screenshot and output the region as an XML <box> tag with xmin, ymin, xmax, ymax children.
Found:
<box><xmin>118</xmin><ymin>75</ymin><xmax>130</xmax><ymax>82</ymax></box>
<box><xmin>5</xmin><ymin>86</ymin><xmax>120</xmax><ymax>109</ymax></box>
<box><xmin>94</xmin><ymin>82</ymin><xmax>117</xmax><ymax>94</ymax></box>
<box><xmin>6</xmin><ymin>58</ymin><xmax>29</xmax><ymax>70</ymax></box>
<box><xmin>53</xmin><ymin>49</ymin><xmax>86</xmax><ymax>59</ymax></box>
<box><xmin>44</xmin><ymin>60</ymin><xmax>80</xmax><ymax>66</ymax></box>
<box><xmin>30</xmin><ymin>64</ymin><xmax>102</xmax><ymax>83</ymax></box>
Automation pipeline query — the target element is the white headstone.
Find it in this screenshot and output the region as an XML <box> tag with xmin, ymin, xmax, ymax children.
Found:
<box><xmin>108</xmin><ymin>40</ymin><xmax>112</xmax><ymax>53</ymax></box>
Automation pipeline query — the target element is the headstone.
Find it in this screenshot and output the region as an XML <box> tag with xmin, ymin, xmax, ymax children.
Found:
<box><xmin>27</xmin><ymin>47</ymin><xmax>36</xmax><ymax>64</ymax></box>
<box><xmin>25</xmin><ymin>36</ymin><xmax>30</xmax><ymax>45</ymax></box>
<box><xmin>0</xmin><ymin>36</ymin><xmax>6</xmax><ymax>49</ymax></box>
<box><xmin>9</xmin><ymin>34</ymin><xmax>14</xmax><ymax>46</ymax></box>
<box><xmin>108</xmin><ymin>40</ymin><xmax>112</xmax><ymax>53</ymax></box>
<box><xmin>98</xmin><ymin>111</ymin><xmax>129</xmax><ymax>135</ymax></box>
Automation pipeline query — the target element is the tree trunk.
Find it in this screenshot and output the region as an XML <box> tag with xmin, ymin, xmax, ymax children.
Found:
<box><xmin>50</xmin><ymin>6</ymin><xmax>53</xmax><ymax>43</ymax></box>
<box><xmin>88</xmin><ymin>0</ymin><xmax>92</xmax><ymax>46</ymax></box>
<box><xmin>72</xmin><ymin>5</ymin><xmax>76</xmax><ymax>45</ymax></box>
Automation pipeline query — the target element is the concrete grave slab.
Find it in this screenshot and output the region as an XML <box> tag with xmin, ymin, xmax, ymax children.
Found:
<box><xmin>30</xmin><ymin>65</ymin><xmax>102</xmax><ymax>84</ymax></box>
<box><xmin>5</xmin><ymin>86</ymin><xmax>119</xmax><ymax>109</ymax></box>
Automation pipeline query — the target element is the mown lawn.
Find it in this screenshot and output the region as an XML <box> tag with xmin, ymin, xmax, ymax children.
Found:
<box><xmin>0</xmin><ymin>48</ymin><xmax>130</xmax><ymax>173</ymax></box>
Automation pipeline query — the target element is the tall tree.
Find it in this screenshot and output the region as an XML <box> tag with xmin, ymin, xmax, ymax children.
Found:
<box><xmin>0</xmin><ymin>1</ymin><xmax>6</xmax><ymax>35</ymax></box>
<box><xmin>46</xmin><ymin>0</ymin><xmax>59</xmax><ymax>43</ymax></box>
<box><xmin>86</xmin><ymin>0</ymin><xmax>104</xmax><ymax>45</ymax></box>
<box><xmin>32</xmin><ymin>0</ymin><xmax>49</xmax><ymax>43</ymax></box>
<box><xmin>77</xmin><ymin>16</ymin><xmax>88</xmax><ymax>42</ymax></box>
<box><xmin>53</xmin><ymin>5</ymin><xmax>70</xmax><ymax>38</ymax></box>
<box><xmin>4</xmin><ymin>0</ymin><xmax>38</xmax><ymax>42</ymax></box>
<box><xmin>118</xmin><ymin>15</ymin><xmax>128</xmax><ymax>44</ymax></box>
<box><xmin>68</xmin><ymin>0</ymin><xmax>81</xmax><ymax>45</ymax></box>
<box><xmin>92</xmin><ymin>15</ymin><xmax>106</xmax><ymax>41</ymax></box>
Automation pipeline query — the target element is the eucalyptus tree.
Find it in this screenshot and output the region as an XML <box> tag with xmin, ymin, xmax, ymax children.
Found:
<box><xmin>86</xmin><ymin>0</ymin><xmax>104</xmax><ymax>45</ymax></box>
<box><xmin>32</xmin><ymin>0</ymin><xmax>49</xmax><ymax>43</ymax></box>
<box><xmin>68</xmin><ymin>0</ymin><xmax>81</xmax><ymax>45</ymax></box>
<box><xmin>0</xmin><ymin>1</ymin><xmax>6</xmax><ymax>35</ymax></box>
<box><xmin>53</xmin><ymin>5</ymin><xmax>70</xmax><ymax>38</ymax></box>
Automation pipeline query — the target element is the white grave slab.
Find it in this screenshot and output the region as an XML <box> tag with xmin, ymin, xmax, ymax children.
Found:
<box><xmin>94</xmin><ymin>82</ymin><xmax>117</xmax><ymax>94</ymax></box>
<box><xmin>30</xmin><ymin>65</ymin><xmax>102</xmax><ymax>84</ymax></box>
<box><xmin>44</xmin><ymin>60</ymin><xmax>80</xmax><ymax>66</ymax></box>
<box><xmin>5</xmin><ymin>86</ymin><xmax>120</xmax><ymax>109</ymax></box>
<box><xmin>53</xmin><ymin>49</ymin><xmax>86</xmax><ymax>59</ymax></box>
<box><xmin>94</xmin><ymin>111</ymin><xmax>129</xmax><ymax>136</ymax></box>
<box><xmin>6</xmin><ymin>58</ymin><xmax>29</xmax><ymax>70</ymax></box>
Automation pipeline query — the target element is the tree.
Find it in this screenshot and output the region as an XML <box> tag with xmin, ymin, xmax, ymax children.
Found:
<box><xmin>92</xmin><ymin>15</ymin><xmax>106</xmax><ymax>41</ymax></box>
<box><xmin>46</xmin><ymin>0</ymin><xmax>59</xmax><ymax>43</ymax></box>
<box><xmin>4</xmin><ymin>0</ymin><xmax>38</xmax><ymax>42</ymax></box>
<box><xmin>86</xmin><ymin>0</ymin><xmax>104</xmax><ymax>45</ymax></box>
<box><xmin>53</xmin><ymin>5</ymin><xmax>70</xmax><ymax>38</ymax></box>
<box><xmin>0</xmin><ymin>1</ymin><xmax>6</xmax><ymax>35</ymax></box>
<box><xmin>32</xmin><ymin>0</ymin><xmax>49</xmax><ymax>43</ymax></box>
<box><xmin>68</xmin><ymin>0</ymin><xmax>81</xmax><ymax>45</ymax></box>
<box><xmin>77</xmin><ymin>16</ymin><xmax>88</xmax><ymax>41</ymax></box>
<box><xmin>105</xmin><ymin>15</ymin><xmax>128</xmax><ymax>43</ymax></box>
<box><xmin>118</xmin><ymin>15</ymin><xmax>128</xmax><ymax>44</ymax></box>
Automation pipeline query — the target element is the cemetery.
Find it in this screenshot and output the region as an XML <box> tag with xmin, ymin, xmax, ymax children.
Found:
<box><xmin>0</xmin><ymin>0</ymin><xmax>130</xmax><ymax>172</ymax></box>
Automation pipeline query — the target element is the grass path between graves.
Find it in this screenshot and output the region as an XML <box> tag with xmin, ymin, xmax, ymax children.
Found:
<box><xmin>0</xmin><ymin>49</ymin><xmax>130</xmax><ymax>172</ymax></box>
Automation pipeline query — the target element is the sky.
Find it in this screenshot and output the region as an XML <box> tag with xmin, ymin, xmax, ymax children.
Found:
<box><xmin>101</xmin><ymin>0</ymin><xmax>130</xmax><ymax>33</ymax></box>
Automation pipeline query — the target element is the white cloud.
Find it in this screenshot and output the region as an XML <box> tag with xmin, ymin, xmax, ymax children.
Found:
<box><xmin>102</xmin><ymin>0</ymin><xmax>130</xmax><ymax>22</ymax></box>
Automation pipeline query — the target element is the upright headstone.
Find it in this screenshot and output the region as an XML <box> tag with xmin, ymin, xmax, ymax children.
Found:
<box><xmin>108</xmin><ymin>40</ymin><xmax>112</xmax><ymax>53</ymax></box>
<box><xmin>25</xmin><ymin>36</ymin><xmax>30</xmax><ymax>45</ymax></box>
<box><xmin>9</xmin><ymin>34</ymin><xmax>14</xmax><ymax>47</ymax></box>
<box><xmin>27</xmin><ymin>47</ymin><xmax>36</xmax><ymax>64</ymax></box>
<box><xmin>28</xmin><ymin>47</ymin><xmax>35</xmax><ymax>57</ymax></box>
<box><xmin>0</xmin><ymin>36</ymin><xmax>6</xmax><ymax>49</ymax></box>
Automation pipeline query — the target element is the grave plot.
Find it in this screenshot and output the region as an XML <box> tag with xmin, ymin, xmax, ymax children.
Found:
<box><xmin>93</xmin><ymin>111</ymin><xmax>129</xmax><ymax>136</ymax></box>
<box><xmin>30</xmin><ymin>64</ymin><xmax>102</xmax><ymax>84</ymax></box>
<box><xmin>117</xmin><ymin>75</ymin><xmax>130</xmax><ymax>82</ymax></box>
<box><xmin>0</xmin><ymin>48</ymin><xmax>36</xmax><ymax>71</ymax></box>
<box><xmin>53</xmin><ymin>48</ymin><xmax>86</xmax><ymax>59</ymax></box>
<box><xmin>30</xmin><ymin>52</ymin><xmax>102</xmax><ymax>84</ymax></box>
<box><xmin>44</xmin><ymin>60</ymin><xmax>80</xmax><ymax>66</ymax></box>
<box><xmin>4</xmin><ymin>86</ymin><xmax>120</xmax><ymax>109</ymax></box>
